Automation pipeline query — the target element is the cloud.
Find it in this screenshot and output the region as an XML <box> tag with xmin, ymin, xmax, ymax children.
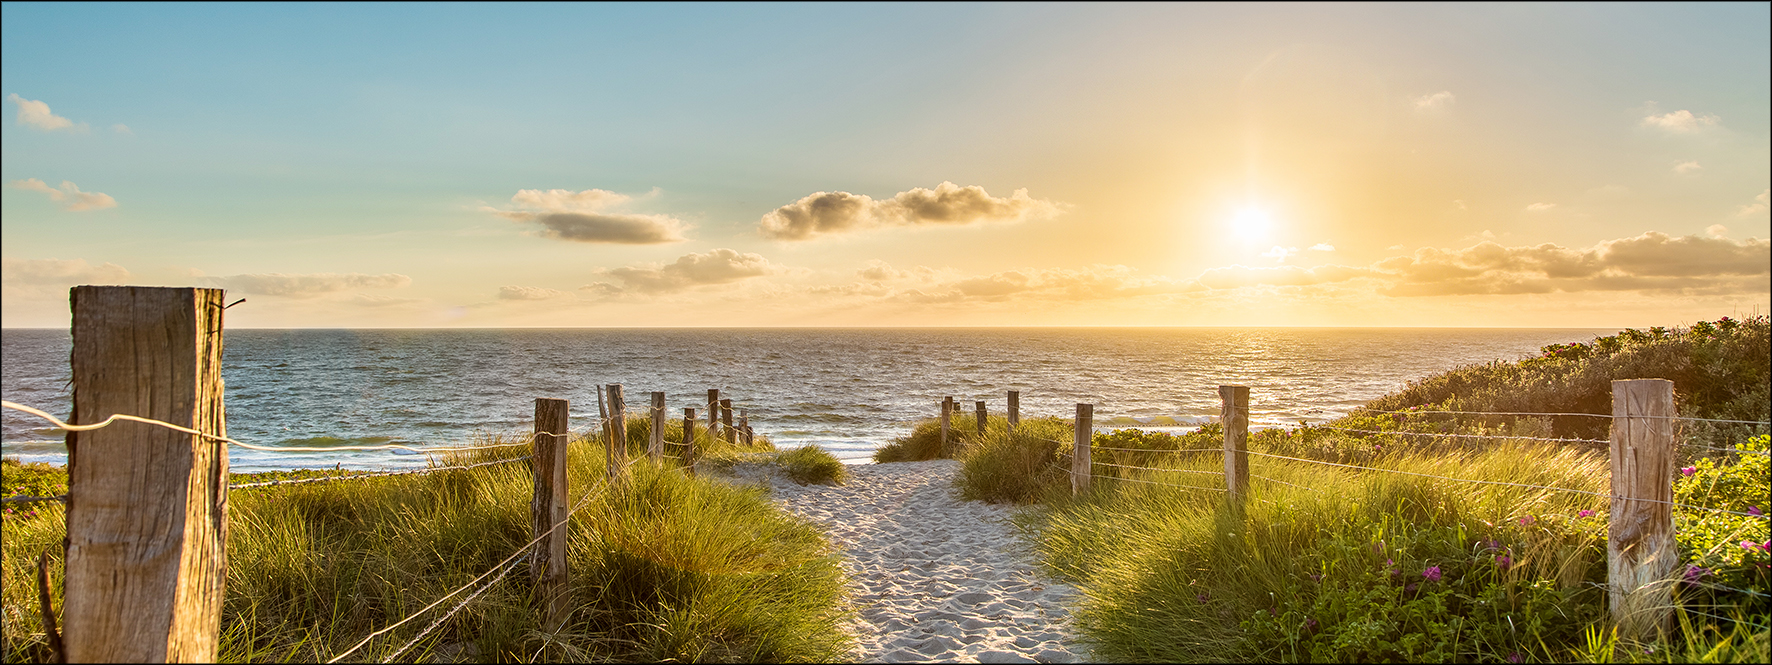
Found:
<box><xmin>759</xmin><ymin>182</ymin><xmax>1063</xmax><ymax>240</ymax></box>
<box><xmin>497</xmin><ymin>285</ymin><xmax>572</xmax><ymax>301</ymax></box>
<box><xmin>1525</xmin><ymin>202</ymin><xmax>1556</xmax><ymax>212</ymax></box>
<box><xmin>1673</xmin><ymin>160</ymin><xmax>1701</xmax><ymax>174</ymax></box>
<box><xmin>1706</xmin><ymin>224</ymin><xmax>1728</xmax><ymax>238</ymax></box>
<box><xmin>857</xmin><ymin>260</ymin><xmax>905</xmax><ymax>281</ymax></box>
<box><xmin>2</xmin><ymin>258</ymin><xmax>130</xmax><ymax>286</ymax></box>
<box><xmin>206</xmin><ymin>272</ymin><xmax>412</xmax><ymax>298</ymax></box>
<box><xmin>1309</xmin><ymin>243</ymin><xmax>1335</xmax><ymax>252</ymax></box>
<box><xmin>6</xmin><ymin>94</ymin><xmax>82</xmax><ymax>132</ymax></box>
<box><xmin>1370</xmin><ymin>232</ymin><xmax>1769</xmax><ymax>296</ymax></box>
<box><xmin>585</xmin><ymin>248</ymin><xmax>778</xmax><ymax>295</ymax></box>
<box><xmin>9</xmin><ymin>178</ymin><xmax>117</xmax><ymax>211</ymax></box>
<box><xmin>1453</xmin><ymin>200</ymin><xmax>1468</xmax><ymax>211</ymax></box>
<box><xmin>1412</xmin><ymin>91</ymin><xmax>1455</xmax><ymax>110</ymax></box>
<box><xmin>1261</xmin><ymin>246</ymin><xmax>1299</xmax><ymax>261</ymax></box>
<box><xmin>1197</xmin><ymin>264</ymin><xmax>1373</xmax><ymax>290</ymax></box>
<box><xmin>1640</xmin><ymin>109</ymin><xmax>1720</xmax><ymax>133</ymax></box>
<box><xmin>111</xmin><ymin>124</ymin><xmax>132</xmax><ymax>135</ymax></box>
<box><xmin>872</xmin><ymin>265</ymin><xmax>1197</xmax><ymax>304</ymax></box>
<box><xmin>1738</xmin><ymin>189</ymin><xmax>1769</xmax><ymax>217</ymax></box>
<box><xmin>486</xmin><ymin>187</ymin><xmax>687</xmax><ymax>244</ymax></box>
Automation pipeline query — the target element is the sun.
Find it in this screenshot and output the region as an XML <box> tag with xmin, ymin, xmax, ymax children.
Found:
<box><xmin>1230</xmin><ymin>207</ymin><xmax>1273</xmax><ymax>242</ymax></box>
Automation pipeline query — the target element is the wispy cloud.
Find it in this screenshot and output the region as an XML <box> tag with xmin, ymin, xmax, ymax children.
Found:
<box><xmin>486</xmin><ymin>187</ymin><xmax>687</xmax><ymax>244</ymax></box>
<box><xmin>206</xmin><ymin>272</ymin><xmax>412</xmax><ymax>298</ymax></box>
<box><xmin>1261</xmin><ymin>246</ymin><xmax>1299</xmax><ymax>261</ymax></box>
<box><xmin>1673</xmin><ymin>160</ymin><xmax>1701</xmax><ymax>174</ymax></box>
<box><xmin>1525</xmin><ymin>202</ymin><xmax>1556</xmax><ymax>212</ymax></box>
<box><xmin>6</xmin><ymin>94</ymin><xmax>83</xmax><ymax>132</ymax></box>
<box><xmin>584</xmin><ymin>248</ymin><xmax>778</xmax><ymax>296</ymax></box>
<box><xmin>1371</xmin><ymin>232</ymin><xmax>1769</xmax><ymax>296</ymax></box>
<box><xmin>8</xmin><ymin>178</ymin><xmax>117</xmax><ymax>211</ymax></box>
<box><xmin>1706</xmin><ymin>224</ymin><xmax>1728</xmax><ymax>238</ymax></box>
<box><xmin>759</xmin><ymin>182</ymin><xmax>1063</xmax><ymax>240</ymax></box>
<box><xmin>1411</xmin><ymin>91</ymin><xmax>1455</xmax><ymax>111</ymax></box>
<box><xmin>1738</xmin><ymin>189</ymin><xmax>1769</xmax><ymax>217</ymax></box>
<box><xmin>1309</xmin><ymin>243</ymin><xmax>1335</xmax><ymax>252</ymax></box>
<box><xmin>2</xmin><ymin>257</ymin><xmax>129</xmax><ymax>286</ymax></box>
<box><xmin>497</xmin><ymin>285</ymin><xmax>572</xmax><ymax>300</ymax></box>
<box><xmin>111</xmin><ymin>123</ymin><xmax>132</xmax><ymax>135</ymax></box>
<box><xmin>1641</xmin><ymin>109</ymin><xmax>1720</xmax><ymax>133</ymax></box>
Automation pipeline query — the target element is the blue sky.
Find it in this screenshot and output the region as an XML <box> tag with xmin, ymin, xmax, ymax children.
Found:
<box><xmin>4</xmin><ymin>3</ymin><xmax>1768</xmax><ymax>327</ymax></box>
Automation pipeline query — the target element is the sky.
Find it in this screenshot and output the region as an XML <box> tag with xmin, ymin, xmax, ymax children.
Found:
<box><xmin>2</xmin><ymin>2</ymin><xmax>1768</xmax><ymax>328</ymax></box>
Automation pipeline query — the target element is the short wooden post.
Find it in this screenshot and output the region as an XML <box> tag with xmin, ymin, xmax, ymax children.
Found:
<box><xmin>1072</xmin><ymin>403</ymin><xmax>1093</xmax><ymax>496</ymax></box>
<box><xmin>739</xmin><ymin>409</ymin><xmax>752</xmax><ymax>447</ymax></box>
<box><xmin>607</xmin><ymin>384</ymin><xmax>628</xmax><ymax>483</ymax></box>
<box><xmin>531</xmin><ymin>398</ymin><xmax>570</xmax><ymax>632</ymax></box>
<box><xmin>64</xmin><ymin>286</ymin><xmax>228</xmax><ymax>662</ymax></box>
<box><xmin>1609</xmin><ymin>378</ymin><xmax>1677</xmax><ymax>641</ymax></box>
<box><xmin>649</xmin><ymin>391</ymin><xmax>666</xmax><ymax>463</ymax></box>
<box><xmin>721</xmin><ymin>399</ymin><xmax>736</xmax><ymax>445</ymax></box>
<box><xmin>1220</xmin><ymin>385</ymin><xmax>1250</xmax><ymax>506</ymax></box>
<box><xmin>1007</xmin><ymin>390</ymin><xmax>1020</xmax><ymax>430</ymax></box>
<box><xmin>706</xmin><ymin>389</ymin><xmax>721</xmax><ymax>442</ymax></box>
<box><xmin>975</xmin><ymin>401</ymin><xmax>988</xmax><ymax>440</ymax></box>
<box><xmin>596</xmin><ymin>384</ymin><xmax>611</xmax><ymax>447</ymax></box>
<box><xmin>683</xmin><ymin>407</ymin><xmax>699</xmax><ymax>476</ymax></box>
<box><xmin>940</xmin><ymin>397</ymin><xmax>953</xmax><ymax>454</ymax></box>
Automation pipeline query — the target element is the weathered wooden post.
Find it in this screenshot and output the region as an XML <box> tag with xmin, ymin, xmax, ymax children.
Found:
<box><xmin>706</xmin><ymin>389</ymin><xmax>721</xmax><ymax>442</ymax></box>
<box><xmin>683</xmin><ymin>407</ymin><xmax>699</xmax><ymax>477</ymax></box>
<box><xmin>940</xmin><ymin>397</ymin><xmax>953</xmax><ymax>455</ymax></box>
<box><xmin>607</xmin><ymin>384</ymin><xmax>628</xmax><ymax>484</ymax></box>
<box><xmin>1220</xmin><ymin>385</ymin><xmax>1250</xmax><ymax>507</ymax></box>
<box><xmin>1072</xmin><ymin>403</ymin><xmax>1093</xmax><ymax>496</ymax></box>
<box><xmin>975</xmin><ymin>400</ymin><xmax>988</xmax><ymax>440</ymax></box>
<box><xmin>1609</xmin><ymin>378</ymin><xmax>1677</xmax><ymax>641</ymax></box>
<box><xmin>64</xmin><ymin>286</ymin><xmax>228</xmax><ymax>662</ymax></box>
<box><xmin>721</xmin><ymin>399</ymin><xmax>736</xmax><ymax>445</ymax></box>
<box><xmin>649</xmin><ymin>391</ymin><xmax>666</xmax><ymax>463</ymax></box>
<box><xmin>596</xmin><ymin>384</ymin><xmax>611</xmax><ymax>448</ymax></box>
<box><xmin>531</xmin><ymin>398</ymin><xmax>570</xmax><ymax>631</ymax></box>
<box><xmin>1007</xmin><ymin>390</ymin><xmax>1020</xmax><ymax>430</ymax></box>
<box><xmin>739</xmin><ymin>409</ymin><xmax>752</xmax><ymax>447</ymax></box>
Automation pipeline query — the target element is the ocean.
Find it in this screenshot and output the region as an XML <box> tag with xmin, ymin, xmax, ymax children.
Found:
<box><xmin>2</xmin><ymin>327</ymin><xmax>1609</xmax><ymax>472</ymax></box>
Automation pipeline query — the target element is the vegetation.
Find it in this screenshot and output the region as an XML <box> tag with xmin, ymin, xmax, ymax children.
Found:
<box><xmin>872</xmin><ymin>412</ymin><xmax>1009</xmax><ymax>462</ymax></box>
<box><xmin>954</xmin><ymin>316</ymin><xmax>1770</xmax><ymax>662</ymax></box>
<box><xmin>776</xmin><ymin>446</ymin><xmax>847</xmax><ymax>486</ymax></box>
<box><xmin>2</xmin><ymin>424</ymin><xmax>848</xmax><ymax>663</ymax></box>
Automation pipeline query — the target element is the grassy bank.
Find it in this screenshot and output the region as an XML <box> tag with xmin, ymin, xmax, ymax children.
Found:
<box><xmin>2</xmin><ymin>416</ymin><xmax>849</xmax><ymax>663</ymax></box>
<box><xmin>951</xmin><ymin>316</ymin><xmax>1770</xmax><ymax>663</ymax></box>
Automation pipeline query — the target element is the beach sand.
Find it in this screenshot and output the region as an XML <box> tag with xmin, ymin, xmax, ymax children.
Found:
<box><xmin>716</xmin><ymin>458</ymin><xmax>1090</xmax><ymax>663</ymax></box>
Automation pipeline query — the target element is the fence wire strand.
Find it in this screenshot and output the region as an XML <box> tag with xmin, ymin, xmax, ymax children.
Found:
<box><xmin>1353</xmin><ymin>407</ymin><xmax>1770</xmax><ymax>426</ymax></box>
<box><xmin>229</xmin><ymin>456</ymin><xmax>533</xmax><ymax>490</ymax></box>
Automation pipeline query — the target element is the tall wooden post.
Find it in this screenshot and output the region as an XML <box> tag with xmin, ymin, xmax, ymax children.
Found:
<box><xmin>706</xmin><ymin>389</ymin><xmax>721</xmax><ymax>442</ymax></box>
<box><xmin>1220</xmin><ymin>385</ymin><xmax>1250</xmax><ymax>506</ymax></box>
<box><xmin>739</xmin><ymin>409</ymin><xmax>752</xmax><ymax>447</ymax></box>
<box><xmin>683</xmin><ymin>407</ymin><xmax>699</xmax><ymax>477</ymax></box>
<box><xmin>940</xmin><ymin>397</ymin><xmax>953</xmax><ymax>455</ymax></box>
<box><xmin>1007</xmin><ymin>390</ymin><xmax>1020</xmax><ymax>430</ymax></box>
<box><xmin>596</xmin><ymin>385</ymin><xmax>611</xmax><ymax>449</ymax></box>
<box><xmin>64</xmin><ymin>286</ymin><xmax>228</xmax><ymax>662</ymax></box>
<box><xmin>1072</xmin><ymin>403</ymin><xmax>1093</xmax><ymax>496</ymax></box>
<box><xmin>649</xmin><ymin>392</ymin><xmax>666</xmax><ymax>463</ymax></box>
<box><xmin>1609</xmin><ymin>379</ymin><xmax>1676</xmax><ymax>641</ymax></box>
<box><xmin>531</xmin><ymin>398</ymin><xmax>570</xmax><ymax>632</ymax></box>
<box><xmin>607</xmin><ymin>384</ymin><xmax>628</xmax><ymax>483</ymax></box>
<box><xmin>721</xmin><ymin>399</ymin><xmax>736</xmax><ymax>445</ymax></box>
<box><xmin>975</xmin><ymin>401</ymin><xmax>988</xmax><ymax>440</ymax></box>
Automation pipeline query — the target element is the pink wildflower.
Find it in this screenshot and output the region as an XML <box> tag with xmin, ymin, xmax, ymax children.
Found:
<box><xmin>1496</xmin><ymin>555</ymin><xmax>1512</xmax><ymax>570</ymax></box>
<box><xmin>1577</xmin><ymin>509</ymin><xmax>1594</xmax><ymax>518</ymax></box>
<box><xmin>1518</xmin><ymin>515</ymin><xmax>1535</xmax><ymax>525</ymax></box>
<box><xmin>1681</xmin><ymin>466</ymin><xmax>1696</xmax><ymax>477</ymax></box>
<box><xmin>1423</xmin><ymin>566</ymin><xmax>1443</xmax><ymax>582</ymax></box>
<box><xmin>1507</xmin><ymin>653</ymin><xmax>1523</xmax><ymax>664</ymax></box>
<box><xmin>1749</xmin><ymin>505</ymin><xmax>1763</xmax><ymax>517</ymax></box>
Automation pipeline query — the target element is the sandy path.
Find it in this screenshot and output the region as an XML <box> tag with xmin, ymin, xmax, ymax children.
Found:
<box><xmin>720</xmin><ymin>459</ymin><xmax>1090</xmax><ymax>664</ymax></box>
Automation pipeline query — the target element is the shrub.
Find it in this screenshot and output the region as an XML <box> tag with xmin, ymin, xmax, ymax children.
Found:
<box><xmin>873</xmin><ymin>412</ymin><xmax>1005</xmax><ymax>463</ymax></box>
<box><xmin>778</xmin><ymin>446</ymin><xmax>846</xmax><ymax>486</ymax></box>
<box><xmin>955</xmin><ymin>417</ymin><xmax>1073</xmax><ymax>503</ymax></box>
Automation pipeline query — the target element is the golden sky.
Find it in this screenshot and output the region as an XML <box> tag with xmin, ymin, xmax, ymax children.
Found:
<box><xmin>3</xmin><ymin>4</ymin><xmax>1768</xmax><ymax>328</ymax></box>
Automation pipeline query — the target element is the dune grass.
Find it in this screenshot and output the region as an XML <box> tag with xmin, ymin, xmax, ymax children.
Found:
<box><xmin>872</xmin><ymin>412</ymin><xmax>1012</xmax><ymax>463</ymax></box>
<box><xmin>954</xmin><ymin>317</ymin><xmax>1770</xmax><ymax>663</ymax></box>
<box><xmin>776</xmin><ymin>446</ymin><xmax>847</xmax><ymax>486</ymax></box>
<box><xmin>2</xmin><ymin>424</ymin><xmax>848</xmax><ymax>663</ymax></box>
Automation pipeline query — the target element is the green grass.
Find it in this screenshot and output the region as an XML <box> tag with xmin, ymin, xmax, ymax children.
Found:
<box><xmin>873</xmin><ymin>412</ymin><xmax>1010</xmax><ymax>463</ymax></box>
<box><xmin>959</xmin><ymin>317</ymin><xmax>1771</xmax><ymax>663</ymax></box>
<box><xmin>2</xmin><ymin>427</ymin><xmax>848</xmax><ymax>663</ymax></box>
<box><xmin>776</xmin><ymin>446</ymin><xmax>846</xmax><ymax>486</ymax></box>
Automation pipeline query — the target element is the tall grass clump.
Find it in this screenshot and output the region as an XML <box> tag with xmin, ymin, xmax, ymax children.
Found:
<box><xmin>1</xmin><ymin>428</ymin><xmax>849</xmax><ymax>663</ymax></box>
<box><xmin>873</xmin><ymin>412</ymin><xmax>1010</xmax><ymax>462</ymax></box>
<box><xmin>954</xmin><ymin>417</ymin><xmax>1073</xmax><ymax>503</ymax></box>
<box><xmin>776</xmin><ymin>445</ymin><xmax>847</xmax><ymax>486</ymax></box>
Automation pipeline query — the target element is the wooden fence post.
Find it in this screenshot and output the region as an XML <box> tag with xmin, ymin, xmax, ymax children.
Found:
<box><xmin>596</xmin><ymin>385</ymin><xmax>611</xmax><ymax>450</ymax></box>
<box><xmin>1609</xmin><ymin>378</ymin><xmax>1677</xmax><ymax>641</ymax></box>
<box><xmin>975</xmin><ymin>401</ymin><xmax>987</xmax><ymax>440</ymax></box>
<box><xmin>683</xmin><ymin>407</ymin><xmax>699</xmax><ymax>477</ymax></box>
<box><xmin>1072</xmin><ymin>403</ymin><xmax>1093</xmax><ymax>496</ymax></box>
<box><xmin>64</xmin><ymin>286</ymin><xmax>228</xmax><ymax>662</ymax></box>
<box><xmin>1220</xmin><ymin>385</ymin><xmax>1250</xmax><ymax>507</ymax></box>
<box><xmin>721</xmin><ymin>399</ymin><xmax>735</xmax><ymax>445</ymax></box>
<box><xmin>531</xmin><ymin>398</ymin><xmax>570</xmax><ymax>632</ymax></box>
<box><xmin>707</xmin><ymin>389</ymin><xmax>721</xmax><ymax>442</ymax></box>
<box><xmin>607</xmin><ymin>384</ymin><xmax>628</xmax><ymax>484</ymax></box>
<box><xmin>940</xmin><ymin>397</ymin><xmax>953</xmax><ymax>454</ymax></box>
<box><xmin>739</xmin><ymin>409</ymin><xmax>752</xmax><ymax>447</ymax></box>
<box><xmin>1007</xmin><ymin>390</ymin><xmax>1020</xmax><ymax>430</ymax></box>
<box><xmin>649</xmin><ymin>392</ymin><xmax>666</xmax><ymax>463</ymax></box>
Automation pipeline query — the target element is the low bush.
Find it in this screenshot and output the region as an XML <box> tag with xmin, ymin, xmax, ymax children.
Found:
<box><xmin>954</xmin><ymin>417</ymin><xmax>1072</xmax><ymax>503</ymax></box>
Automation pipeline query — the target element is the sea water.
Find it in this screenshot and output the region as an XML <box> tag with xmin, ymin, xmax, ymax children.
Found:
<box><xmin>2</xmin><ymin>327</ymin><xmax>1607</xmax><ymax>472</ymax></box>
